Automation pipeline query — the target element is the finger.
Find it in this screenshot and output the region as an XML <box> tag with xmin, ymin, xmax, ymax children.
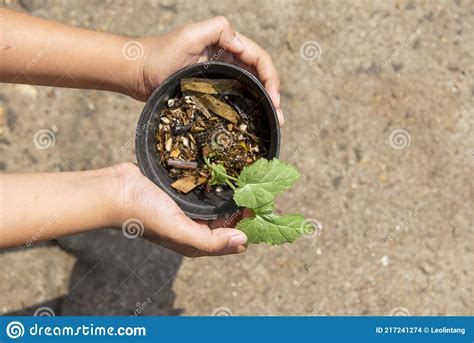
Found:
<box><xmin>210</xmin><ymin>50</ymin><xmax>261</xmax><ymax>84</ymax></box>
<box><xmin>183</xmin><ymin>16</ymin><xmax>245</xmax><ymax>56</ymax></box>
<box><xmin>164</xmin><ymin>212</ymin><xmax>247</xmax><ymax>256</ymax></box>
<box><xmin>233</xmin><ymin>33</ymin><xmax>284</xmax><ymax>126</ymax></box>
<box><xmin>162</xmin><ymin>236</ymin><xmax>247</xmax><ymax>257</ymax></box>
<box><xmin>208</xmin><ymin>49</ymin><xmax>237</xmax><ymax>66</ymax></box>
<box><xmin>208</xmin><ymin>49</ymin><xmax>258</xmax><ymax>76</ymax></box>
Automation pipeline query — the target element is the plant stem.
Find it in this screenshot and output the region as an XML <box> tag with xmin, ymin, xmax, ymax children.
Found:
<box><xmin>225</xmin><ymin>179</ymin><xmax>236</xmax><ymax>190</ymax></box>
<box><xmin>204</xmin><ymin>157</ymin><xmax>214</xmax><ymax>170</ymax></box>
<box><xmin>204</xmin><ymin>157</ymin><xmax>238</xmax><ymax>182</ymax></box>
<box><xmin>225</xmin><ymin>174</ymin><xmax>238</xmax><ymax>182</ymax></box>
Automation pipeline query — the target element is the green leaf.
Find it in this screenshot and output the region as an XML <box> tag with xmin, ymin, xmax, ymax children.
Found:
<box><xmin>237</xmin><ymin>213</ymin><xmax>307</xmax><ymax>245</ymax></box>
<box><xmin>229</xmin><ymin>157</ymin><xmax>311</xmax><ymax>245</ymax></box>
<box><xmin>254</xmin><ymin>202</ymin><xmax>274</xmax><ymax>215</ymax></box>
<box><xmin>233</xmin><ymin>158</ymin><xmax>301</xmax><ymax>209</ymax></box>
<box><xmin>209</xmin><ymin>163</ymin><xmax>227</xmax><ymax>185</ymax></box>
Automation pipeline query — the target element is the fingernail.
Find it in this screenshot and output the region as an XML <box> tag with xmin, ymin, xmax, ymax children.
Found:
<box><xmin>276</xmin><ymin>92</ymin><xmax>281</xmax><ymax>107</ymax></box>
<box><xmin>228</xmin><ymin>233</ymin><xmax>247</xmax><ymax>247</ymax></box>
<box><xmin>233</xmin><ymin>35</ymin><xmax>245</xmax><ymax>51</ymax></box>
<box><xmin>277</xmin><ymin>108</ymin><xmax>285</xmax><ymax>126</ymax></box>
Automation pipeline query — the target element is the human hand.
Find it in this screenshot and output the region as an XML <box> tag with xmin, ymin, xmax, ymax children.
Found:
<box><xmin>113</xmin><ymin>163</ymin><xmax>248</xmax><ymax>257</ymax></box>
<box><xmin>132</xmin><ymin>16</ymin><xmax>284</xmax><ymax>125</ymax></box>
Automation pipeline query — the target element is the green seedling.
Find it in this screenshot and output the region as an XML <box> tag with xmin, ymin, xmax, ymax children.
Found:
<box><xmin>205</xmin><ymin>157</ymin><xmax>314</xmax><ymax>245</ymax></box>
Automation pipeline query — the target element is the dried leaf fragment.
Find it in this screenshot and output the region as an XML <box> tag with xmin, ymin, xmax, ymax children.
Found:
<box><xmin>181</xmin><ymin>78</ymin><xmax>242</xmax><ymax>96</ymax></box>
<box><xmin>198</xmin><ymin>94</ymin><xmax>239</xmax><ymax>124</ymax></box>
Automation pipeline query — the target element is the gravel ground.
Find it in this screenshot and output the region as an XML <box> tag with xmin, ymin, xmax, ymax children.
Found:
<box><xmin>0</xmin><ymin>0</ymin><xmax>472</xmax><ymax>316</ymax></box>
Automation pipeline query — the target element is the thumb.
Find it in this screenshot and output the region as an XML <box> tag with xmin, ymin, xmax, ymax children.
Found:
<box><xmin>184</xmin><ymin>16</ymin><xmax>245</xmax><ymax>55</ymax></box>
<box><xmin>165</xmin><ymin>212</ymin><xmax>248</xmax><ymax>257</ymax></box>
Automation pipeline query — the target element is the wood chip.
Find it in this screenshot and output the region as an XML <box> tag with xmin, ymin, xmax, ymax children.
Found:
<box><xmin>165</xmin><ymin>138</ymin><xmax>172</xmax><ymax>152</ymax></box>
<box><xmin>167</xmin><ymin>159</ymin><xmax>198</xmax><ymax>169</ymax></box>
<box><xmin>235</xmin><ymin>125</ymin><xmax>258</xmax><ymax>142</ymax></box>
<box><xmin>188</xmin><ymin>133</ymin><xmax>196</xmax><ymax>144</ymax></box>
<box><xmin>187</xmin><ymin>95</ymin><xmax>211</xmax><ymax>118</ymax></box>
<box><xmin>170</xmin><ymin>146</ymin><xmax>180</xmax><ymax>158</ymax></box>
<box><xmin>190</xmin><ymin>125</ymin><xmax>205</xmax><ymax>133</ymax></box>
<box><xmin>182</xmin><ymin>137</ymin><xmax>189</xmax><ymax>147</ymax></box>
<box><xmin>181</xmin><ymin>78</ymin><xmax>242</xmax><ymax>96</ymax></box>
<box><xmin>198</xmin><ymin>94</ymin><xmax>239</xmax><ymax>124</ymax></box>
<box><xmin>171</xmin><ymin>175</ymin><xmax>207</xmax><ymax>193</ymax></box>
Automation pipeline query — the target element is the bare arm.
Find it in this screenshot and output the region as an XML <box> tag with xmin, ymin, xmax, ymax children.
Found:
<box><xmin>0</xmin><ymin>8</ymin><xmax>138</xmax><ymax>97</ymax></box>
<box><xmin>0</xmin><ymin>166</ymin><xmax>118</xmax><ymax>248</ymax></box>
<box><xmin>0</xmin><ymin>163</ymin><xmax>247</xmax><ymax>256</ymax></box>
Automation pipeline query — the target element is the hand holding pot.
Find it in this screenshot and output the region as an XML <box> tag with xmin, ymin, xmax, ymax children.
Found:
<box><xmin>1</xmin><ymin>11</ymin><xmax>282</xmax><ymax>123</ymax></box>
<box><xmin>115</xmin><ymin>163</ymin><xmax>249</xmax><ymax>257</ymax></box>
<box><xmin>133</xmin><ymin>16</ymin><xmax>284</xmax><ymax>125</ymax></box>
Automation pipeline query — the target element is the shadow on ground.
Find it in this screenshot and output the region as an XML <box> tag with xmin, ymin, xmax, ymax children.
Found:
<box><xmin>6</xmin><ymin>230</ymin><xmax>183</xmax><ymax>316</ymax></box>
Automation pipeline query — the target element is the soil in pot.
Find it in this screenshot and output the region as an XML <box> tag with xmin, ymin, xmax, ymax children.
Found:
<box><xmin>155</xmin><ymin>78</ymin><xmax>269</xmax><ymax>194</ymax></box>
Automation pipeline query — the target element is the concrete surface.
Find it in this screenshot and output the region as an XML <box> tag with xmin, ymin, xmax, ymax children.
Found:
<box><xmin>0</xmin><ymin>0</ymin><xmax>472</xmax><ymax>316</ymax></box>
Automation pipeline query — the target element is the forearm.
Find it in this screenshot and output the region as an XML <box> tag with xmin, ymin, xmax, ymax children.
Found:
<box><xmin>0</xmin><ymin>8</ymin><xmax>138</xmax><ymax>96</ymax></box>
<box><xmin>0</xmin><ymin>166</ymin><xmax>120</xmax><ymax>248</ymax></box>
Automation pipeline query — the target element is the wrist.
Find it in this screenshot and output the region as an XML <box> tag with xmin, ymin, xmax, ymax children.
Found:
<box><xmin>103</xmin><ymin>163</ymin><xmax>142</xmax><ymax>228</ymax></box>
<box><xmin>126</xmin><ymin>36</ymin><xmax>169</xmax><ymax>101</ymax></box>
<box><xmin>93</xmin><ymin>34</ymin><xmax>145</xmax><ymax>101</ymax></box>
<box><xmin>113</xmin><ymin>36</ymin><xmax>151</xmax><ymax>101</ymax></box>
<box><xmin>79</xmin><ymin>166</ymin><xmax>124</xmax><ymax>230</ymax></box>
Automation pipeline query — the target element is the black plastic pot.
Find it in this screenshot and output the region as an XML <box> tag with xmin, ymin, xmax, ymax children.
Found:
<box><xmin>135</xmin><ymin>62</ymin><xmax>280</xmax><ymax>220</ymax></box>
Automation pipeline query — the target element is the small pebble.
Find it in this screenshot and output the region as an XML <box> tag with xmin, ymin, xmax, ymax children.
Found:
<box><xmin>239</xmin><ymin>124</ymin><xmax>247</xmax><ymax>131</ymax></box>
<box><xmin>182</xmin><ymin>137</ymin><xmax>189</xmax><ymax>147</ymax></box>
<box><xmin>165</xmin><ymin>138</ymin><xmax>172</xmax><ymax>152</ymax></box>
